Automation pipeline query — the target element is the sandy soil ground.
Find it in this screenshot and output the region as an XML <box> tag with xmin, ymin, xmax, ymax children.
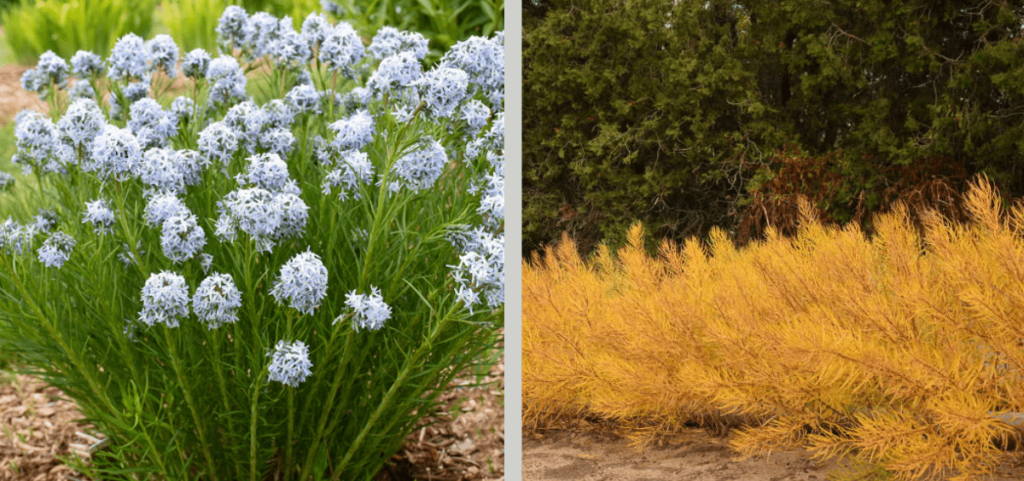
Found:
<box><xmin>524</xmin><ymin>429</ymin><xmax>836</xmax><ymax>481</ymax></box>
<box><xmin>524</xmin><ymin>428</ymin><xmax>1024</xmax><ymax>481</ymax></box>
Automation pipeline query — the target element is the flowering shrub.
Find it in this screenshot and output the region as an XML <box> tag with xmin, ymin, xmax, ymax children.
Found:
<box><xmin>0</xmin><ymin>6</ymin><xmax>503</xmax><ymax>480</ymax></box>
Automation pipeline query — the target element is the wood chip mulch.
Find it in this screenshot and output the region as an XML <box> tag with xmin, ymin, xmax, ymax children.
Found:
<box><xmin>0</xmin><ymin>374</ymin><xmax>89</xmax><ymax>481</ymax></box>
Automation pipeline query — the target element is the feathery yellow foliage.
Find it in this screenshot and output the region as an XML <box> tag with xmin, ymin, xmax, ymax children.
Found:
<box><xmin>523</xmin><ymin>179</ymin><xmax>1024</xmax><ymax>480</ymax></box>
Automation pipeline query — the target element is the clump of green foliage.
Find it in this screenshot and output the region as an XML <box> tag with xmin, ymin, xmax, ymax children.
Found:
<box><xmin>158</xmin><ymin>0</ymin><xmax>230</xmax><ymax>53</ymax></box>
<box><xmin>325</xmin><ymin>0</ymin><xmax>503</xmax><ymax>59</ymax></box>
<box><xmin>524</xmin><ymin>0</ymin><xmax>1024</xmax><ymax>254</ymax></box>
<box><xmin>2</xmin><ymin>0</ymin><xmax>155</xmax><ymax>64</ymax></box>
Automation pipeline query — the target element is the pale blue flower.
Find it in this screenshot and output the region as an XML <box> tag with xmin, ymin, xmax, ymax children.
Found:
<box><xmin>268</xmin><ymin>340</ymin><xmax>312</xmax><ymax>387</ymax></box>
<box><xmin>259</xmin><ymin>128</ymin><xmax>295</xmax><ymax>158</ymax></box>
<box><xmin>216</xmin><ymin>6</ymin><xmax>250</xmax><ymax>51</ymax></box>
<box><xmin>13</xmin><ymin>110</ymin><xmax>59</xmax><ymax>174</ymax></box>
<box><xmin>0</xmin><ymin>218</ymin><xmax>35</xmax><ymax>256</ymax></box>
<box><xmin>272</xmin><ymin>192</ymin><xmax>309</xmax><ymax>241</ymax></box>
<box><xmin>37</xmin><ymin>51</ymin><xmax>70</xmax><ymax>88</ymax></box>
<box><xmin>215</xmin><ymin>187</ymin><xmax>307</xmax><ymax>252</ymax></box>
<box><xmin>238</xmin><ymin>153</ymin><xmax>291</xmax><ymax>192</ymax></box>
<box><xmin>33</xmin><ymin>208</ymin><xmax>59</xmax><ymax>233</ymax></box>
<box><xmin>223</xmin><ymin>100</ymin><xmax>266</xmax><ymax>152</ymax></box>
<box><xmin>139</xmin><ymin>271</ymin><xmax>190</xmax><ymax>327</ymax></box>
<box><xmin>144</xmin><ymin>192</ymin><xmax>187</xmax><ymax>227</ymax></box>
<box><xmin>193</xmin><ymin>273</ymin><xmax>242</xmax><ymax>329</ymax></box>
<box><xmin>69</xmin><ymin>81</ymin><xmax>95</xmax><ymax>100</ymax></box>
<box><xmin>20</xmin><ymin>69</ymin><xmax>44</xmax><ymax>94</ymax></box>
<box><xmin>270</xmin><ymin>249</ymin><xmax>327</xmax><ymax>315</ymax></box>
<box><xmin>476</xmin><ymin>164</ymin><xmax>504</xmax><ymax>228</ymax></box>
<box><xmin>262</xmin><ymin>99</ymin><xmax>296</xmax><ymax>129</ymax></box>
<box><xmin>161</xmin><ymin>212</ymin><xmax>206</xmax><ymax>263</ymax></box>
<box><xmin>341</xmin><ymin>87</ymin><xmax>371</xmax><ymax>111</ymax></box>
<box><xmin>328</xmin><ymin>109</ymin><xmax>374</xmax><ymax>152</ymax></box>
<box><xmin>390</xmin><ymin>137</ymin><xmax>447</xmax><ymax>192</ymax></box>
<box><xmin>369</xmin><ymin>26</ymin><xmax>428</xmax><ymax>60</ymax></box>
<box><xmin>271</xmin><ymin>28</ymin><xmax>312</xmax><ymax>67</ymax></box>
<box><xmin>321</xmin><ymin>0</ymin><xmax>342</xmax><ymax>16</ymax></box>
<box><xmin>414</xmin><ymin>67</ymin><xmax>469</xmax><ymax>119</ymax></box>
<box><xmin>128</xmin><ymin>99</ymin><xmax>178</xmax><ymax>150</ymax></box>
<box><xmin>319</xmin><ymin>22</ymin><xmax>364</xmax><ymax>77</ymax></box>
<box><xmin>246</xmin><ymin>12</ymin><xmax>286</xmax><ymax>59</ymax></box>
<box><xmin>439</xmin><ymin>33</ymin><xmax>504</xmax><ymax>106</ymax></box>
<box><xmin>71</xmin><ymin>51</ymin><xmax>105</xmax><ymax>77</ymax></box>
<box><xmin>459</xmin><ymin>100</ymin><xmax>490</xmax><ymax>137</ymax></box>
<box><xmin>285</xmin><ymin>84</ymin><xmax>322</xmax><ymax>115</ymax></box>
<box><xmin>198</xmin><ymin>121</ymin><xmax>239</xmax><ymax>166</ymax></box>
<box><xmin>200</xmin><ymin>253</ymin><xmax>214</xmax><ymax>273</ymax></box>
<box><xmin>207</xmin><ymin>55</ymin><xmax>247</xmax><ymax>107</ymax></box>
<box><xmin>82</xmin><ymin>198</ymin><xmax>115</xmax><ymax>234</ymax></box>
<box><xmin>182</xmin><ymin>49</ymin><xmax>211</xmax><ymax>79</ymax></box>
<box><xmin>322</xmin><ymin>150</ymin><xmax>373</xmax><ymax>201</ymax></box>
<box><xmin>108</xmin><ymin>33</ymin><xmax>151</xmax><ymax>82</ymax></box>
<box><xmin>367</xmin><ymin>51</ymin><xmax>423</xmax><ymax>95</ymax></box>
<box><xmin>448</xmin><ymin>227</ymin><xmax>504</xmax><ymax>312</ymax></box>
<box><xmin>339</xmin><ymin>286</ymin><xmax>391</xmax><ymax>331</ymax></box>
<box><xmin>171</xmin><ymin>96</ymin><xmax>197</xmax><ymax>124</ymax></box>
<box><xmin>301</xmin><ymin>12</ymin><xmax>330</xmax><ymax>50</ymax></box>
<box><xmin>139</xmin><ymin>148</ymin><xmax>188</xmax><ymax>193</ymax></box>
<box><xmin>0</xmin><ymin>172</ymin><xmax>13</xmax><ymax>192</ymax></box>
<box><xmin>146</xmin><ymin>35</ymin><xmax>179</xmax><ymax>77</ymax></box>
<box><xmin>110</xmin><ymin>82</ymin><xmax>150</xmax><ymax>120</ymax></box>
<box><xmin>38</xmin><ymin>231</ymin><xmax>75</xmax><ymax>268</ymax></box>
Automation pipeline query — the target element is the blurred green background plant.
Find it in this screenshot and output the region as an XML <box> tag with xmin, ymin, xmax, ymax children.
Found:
<box><xmin>326</xmin><ymin>0</ymin><xmax>503</xmax><ymax>56</ymax></box>
<box><xmin>2</xmin><ymin>0</ymin><xmax>156</xmax><ymax>63</ymax></box>
<box><xmin>2</xmin><ymin>0</ymin><xmax>503</xmax><ymax>63</ymax></box>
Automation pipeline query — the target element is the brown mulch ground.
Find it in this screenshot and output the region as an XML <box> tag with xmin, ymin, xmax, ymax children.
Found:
<box><xmin>0</xmin><ymin>65</ymin><xmax>46</xmax><ymax>126</ymax></box>
<box><xmin>0</xmin><ymin>374</ymin><xmax>86</xmax><ymax>481</ymax></box>
<box><xmin>0</xmin><ymin>357</ymin><xmax>504</xmax><ymax>481</ymax></box>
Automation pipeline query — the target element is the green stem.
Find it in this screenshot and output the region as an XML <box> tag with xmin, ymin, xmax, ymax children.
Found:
<box><xmin>163</xmin><ymin>327</ymin><xmax>220</xmax><ymax>481</ymax></box>
<box><xmin>330</xmin><ymin>306</ymin><xmax>460</xmax><ymax>480</ymax></box>
<box><xmin>250</xmin><ymin>364</ymin><xmax>269</xmax><ymax>481</ymax></box>
<box><xmin>298</xmin><ymin>328</ymin><xmax>355</xmax><ymax>481</ymax></box>
<box><xmin>284</xmin><ymin>310</ymin><xmax>295</xmax><ymax>479</ymax></box>
<box><xmin>211</xmin><ymin>332</ymin><xmax>244</xmax><ymax>479</ymax></box>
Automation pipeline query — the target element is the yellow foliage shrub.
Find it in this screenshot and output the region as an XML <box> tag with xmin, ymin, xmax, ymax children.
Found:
<box><xmin>523</xmin><ymin>179</ymin><xmax>1024</xmax><ymax>480</ymax></box>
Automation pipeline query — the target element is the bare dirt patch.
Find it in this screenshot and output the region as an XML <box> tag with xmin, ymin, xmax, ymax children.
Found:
<box><xmin>524</xmin><ymin>429</ymin><xmax>835</xmax><ymax>481</ymax></box>
<box><xmin>0</xmin><ymin>65</ymin><xmax>46</xmax><ymax>125</ymax></box>
<box><xmin>524</xmin><ymin>428</ymin><xmax>1024</xmax><ymax>481</ymax></box>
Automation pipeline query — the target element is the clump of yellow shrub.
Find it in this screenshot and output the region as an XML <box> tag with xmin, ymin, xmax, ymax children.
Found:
<box><xmin>524</xmin><ymin>179</ymin><xmax>1024</xmax><ymax>480</ymax></box>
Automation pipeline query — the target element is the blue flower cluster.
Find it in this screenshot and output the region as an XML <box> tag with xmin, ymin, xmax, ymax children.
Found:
<box><xmin>341</xmin><ymin>286</ymin><xmax>392</xmax><ymax>331</ymax></box>
<box><xmin>389</xmin><ymin>138</ymin><xmax>447</xmax><ymax>193</ymax></box>
<box><xmin>193</xmin><ymin>273</ymin><xmax>243</xmax><ymax>329</ymax></box>
<box><xmin>82</xmin><ymin>198</ymin><xmax>115</xmax><ymax>235</ymax></box>
<box><xmin>268</xmin><ymin>340</ymin><xmax>313</xmax><ymax>387</ymax></box>
<box><xmin>270</xmin><ymin>250</ymin><xmax>328</xmax><ymax>316</ymax></box>
<box><xmin>38</xmin><ymin>231</ymin><xmax>75</xmax><ymax>268</ymax></box>
<box><xmin>0</xmin><ymin>217</ymin><xmax>36</xmax><ymax>256</ymax></box>
<box><xmin>160</xmin><ymin>209</ymin><xmax>207</xmax><ymax>263</ymax></box>
<box><xmin>139</xmin><ymin>271</ymin><xmax>190</xmax><ymax>327</ymax></box>
<box><xmin>6</xmin><ymin>10</ymin><xmax>506</xmax><ymax>405</ymax></box>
